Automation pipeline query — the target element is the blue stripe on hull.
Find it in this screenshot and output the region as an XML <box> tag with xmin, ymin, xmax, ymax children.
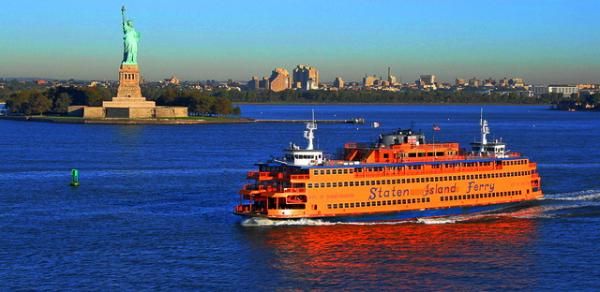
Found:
<box><xmin>321</xmin><ymin>202</ymin><xmax>525</xmax><ymax>223</ymax></box>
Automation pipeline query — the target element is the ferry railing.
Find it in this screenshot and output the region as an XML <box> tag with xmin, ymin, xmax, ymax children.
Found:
<box><xmin>290</xmin><ymin>174</ymin><xmax>310</xmax><ymax>180</ymax></box>
<box><xmin>283</xmin><ymin>188</ymin><xmax>306</xmax><ymax>193</ymax></box>
<box><xmin>352</xmin><ymin>163</ymin><xmax>502</xmax><ymax>178</ymax></box>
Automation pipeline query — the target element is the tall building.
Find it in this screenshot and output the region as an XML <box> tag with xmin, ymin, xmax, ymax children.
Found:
<box><xmin>292</xmin><ymin>64</ymin><xmax>319</xmax><ymax>90</ymax></box>
<box><xmin>247</xmin><ymin>76</ymin><xmax>259</xmax><ymax>90</ymax></box>
<box><xmin>468</xmin><ymin>77</ymin><xmax>481</xmax><ymax>87</ymax></box>
<box><xmin>419</xmin><ymin>75</ymin><xmax>437</xmax><ymax>90</ymax></box>
<box><xmin>363</xmin><ymin>74</ymin><xmax>379</xmax><ymax>87</ymax></box>
<box><xmin>333</xmin><ymin>77</ymin><xmax>344</xmax><ymax>89</ymax></box>
<box><xmin>499</xmin><ymin>78</ymin><xmax>509</xmax><ymax>88</ymax></box>
<box><xmin>259</xmin><ymin>77</ymin><xmax>270</xmax><ymax>90</ymax></box>
<box><xmin>510</xmin><ymin>78</ymin><xmax>525</xmax><ymax>88</ymax></box>
<box><xmin>269</xmin><ymin>68</ymin><xmax>291</xmax><ymax>92</ymax></box>
<box><xmin>455</xmin><ymin>78</ymin><xmax>466</xmax><ymax>86</ymax></box>
<box><xmin>387</xmin><ymin>67</ymin><xmax>397</xmax><ymax>86</ymax></box>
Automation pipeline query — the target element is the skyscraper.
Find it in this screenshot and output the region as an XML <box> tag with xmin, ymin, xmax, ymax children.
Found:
<box><xmin>247</xmin><ymin>76</ymin><xmax>259</xmax><ymax>90</ymax></box>
<box><xmin>292</xmin><ymin>64</ymin><xmax>319</xmax><ymax>90</ymax></box>
<box><xmin>269</xmin><ymin>68</ymin><xmax>291</xmax><ymax>92</ymax></box>
<box><xmin>333</xmin><ymin>77</ymin><xmax>344</xmax><ymax>89</ymax></box>
<box><xmin>387</xmin><ymin>67</ymin><xmax>397</xmax><ymax>86</ymax></box>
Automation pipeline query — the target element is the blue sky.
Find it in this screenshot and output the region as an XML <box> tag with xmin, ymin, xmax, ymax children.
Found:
<box><xmin>1</xmin><ymin>0</ymin><xmax>599</xmax><ymax>83</ymax></box>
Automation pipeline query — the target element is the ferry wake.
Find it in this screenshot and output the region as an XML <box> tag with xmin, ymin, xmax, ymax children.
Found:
<box><xmin>234</xmin><ymin>113</ymin><xmax>543</xmax><ymax>221</ymax></box>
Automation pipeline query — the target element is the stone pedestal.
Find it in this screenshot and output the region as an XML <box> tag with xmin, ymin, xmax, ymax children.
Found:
<box><xmin>69</xmin><ymin>63</ymin><xmax>188</xmax><ymax>119</ymax></box>
<box><xmin>103</xmin><ymin>64</ymin><xmax>156</xmax><ymax>118</ymax></box>
<box><xmin>116</xmin><ymin>64</ymin><xmax>143</xmax><ymax>98</ymax></box>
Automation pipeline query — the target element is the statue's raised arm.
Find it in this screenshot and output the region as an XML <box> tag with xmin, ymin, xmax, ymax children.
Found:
<box><xmin>121</xmin><ymin>6</ymin><xmax>126</xmax><ymax>24</ymax></box>
<box><xmin>121</xmin><ymin>6</ymin><xmax>140</xmax><ymax>65</ymax></box>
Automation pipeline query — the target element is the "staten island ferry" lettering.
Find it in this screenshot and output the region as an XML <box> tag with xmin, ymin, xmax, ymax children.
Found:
<box><xmin>424</xmin><ymin>183</ymin><xmax>458</xmax><ymax>196</ymax></box>
<box><xmin>369</xmin><ymin>187</ymin><xmax>410</xmax><ymax>200</ymax></box>
<box><xmin>466</xmin><ymin>181</ymin><xmax>495</xmax><ymax>193</ymax></box>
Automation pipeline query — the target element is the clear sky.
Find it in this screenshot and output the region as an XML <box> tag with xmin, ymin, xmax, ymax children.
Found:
<box><xmin>1</xmin><ymin>0</ymin><xmax>599</xmax><ymax>84</ymax></box>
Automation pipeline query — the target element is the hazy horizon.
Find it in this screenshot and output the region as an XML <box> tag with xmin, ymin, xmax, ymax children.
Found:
<box><xmin>1</xmin><ymin>0</ymin><xmax>599</xmax><ymax>84</ymax></box>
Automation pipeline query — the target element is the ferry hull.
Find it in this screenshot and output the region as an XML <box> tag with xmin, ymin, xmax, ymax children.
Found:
<box><xmin>235</xmin><ymin>200</ymin><xmax>538</xmax><ymax>223</ymax></box>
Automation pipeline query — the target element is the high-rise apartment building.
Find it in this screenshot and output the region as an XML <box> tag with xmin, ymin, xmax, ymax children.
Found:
<box><xmin>469</xmin><ymin>77</ymin><xmax>481</xmax><ymax>87</ymax></box>
<box><xmin>269</xmin><ymin>68</ymin><xmax>291</xmax><ymax>92</ymax></box>
<box><xmin>292</xmin><ymin>64</ymin><xmax>319</xmax><ymax>90</ymax></box>
<box><xmin>333</xmin><ymin>77</ymin><xmax>344</xmax><ymax>89</ymax></box>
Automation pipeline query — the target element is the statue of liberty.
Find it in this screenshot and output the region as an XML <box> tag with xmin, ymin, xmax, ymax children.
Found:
<box><xmin>121</xmin><ymin>6</ymin><xmax>140</xmax><ymax>65</ymax></box>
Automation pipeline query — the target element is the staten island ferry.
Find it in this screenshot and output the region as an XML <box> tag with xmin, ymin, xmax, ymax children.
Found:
<box><xmin>234</xmin><ymin>114</ymin><xmax>543</xmax><ymax>221</ymax></box>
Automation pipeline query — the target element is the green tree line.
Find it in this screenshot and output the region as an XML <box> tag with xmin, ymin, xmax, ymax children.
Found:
<box><xmin>219</xmin><ymin>89</ymin><xmax>555</xmax><ymax>104</ymax></box>
<box><xmin>3</xmin><ymin>86</ymin><xmax>240</xmax><ymax>116</ymax></box>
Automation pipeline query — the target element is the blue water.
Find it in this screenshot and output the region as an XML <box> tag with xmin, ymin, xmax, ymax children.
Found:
<box><xmin>1</xmin><ymin>105</ymin><xmax>600</xmax><ymax>290</ymax></box>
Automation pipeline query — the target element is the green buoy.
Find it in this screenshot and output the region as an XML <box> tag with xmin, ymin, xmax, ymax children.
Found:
<box><xmin>70</xmin><ymin>169</ymin><xmax>80</xmax><ymax>187</ymax></box>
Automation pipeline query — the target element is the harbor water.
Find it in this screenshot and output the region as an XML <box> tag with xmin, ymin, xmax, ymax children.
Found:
<box><xmin>1</xmin><ymin>105</ymin><xmax>600</xmax><ymax>290</ymax></box>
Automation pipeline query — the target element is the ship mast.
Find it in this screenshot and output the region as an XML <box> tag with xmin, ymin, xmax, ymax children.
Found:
<box><xmin>480</xmin><ymin>109</ymin><xmax>490</xmax><ymax>153</ymax></box>
<box><xmin>304</xmin><ymin>109</ymin><xmax>317</xmax><ymax>150</ymax></box>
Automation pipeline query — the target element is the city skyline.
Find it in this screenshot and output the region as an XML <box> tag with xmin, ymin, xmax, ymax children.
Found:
<box><xmin>2</xmin><ymin>0</ymin><xmax>600</xmax><ymax>84</ymax></box>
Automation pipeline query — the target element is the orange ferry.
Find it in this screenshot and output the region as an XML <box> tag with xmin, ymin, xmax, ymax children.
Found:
<box><xmin>234</xmin><ymin>114</ymin><xmax>543</xmax><ymax>221</ymax></box>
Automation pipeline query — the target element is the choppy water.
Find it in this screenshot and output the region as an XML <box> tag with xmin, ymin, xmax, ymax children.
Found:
<box><xmin>1</xmin><ymin>105</ymin><xmax>600</xmax><ymax>290</ymax></box>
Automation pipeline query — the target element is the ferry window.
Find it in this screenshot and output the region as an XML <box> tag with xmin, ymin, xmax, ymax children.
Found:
<box><xmin>350</xmin><ymin>203</ymin><xmax>354</xmax><ymax>208</ymax></box>
<box><xmin>386</xmin><ymin>180</ymin><xmax>391</xmax><ymax>184</ymax></box>
<box><xmin>377</xmin><ymin>180</ymin><xmax>382</xmax><ymax>185</ymax></box>
<box><xmin>326</xmin><ymin>170</ymin><xmax>331</xmax><ymax>174</ymax></box>
<box><xmin>314</xmin><ymin>184</ymin><xmax>319</xmax><ymax>188</ymax></box>
<box><xmin>307</xmin><ymin>183</ymin><xmax>312</xmax><ymax>188</ymax></box>
<box><xmin>313</xmin><ymin>170</ymin><xmax>318</xmax><ymax>175</ymax></box>
<box><xmin>320</xmin><ymin>183</ymin><xmax>325</xmax><ymax>188</ymax></box>
<box><xmin>344</xmin><ymin>203</ymin><xmax>349</xmax><ymax>208</ymax></box>
<box><xmin>393</xmin><ymin>200</ymin><xmax>397</xmax><ymax>205</ymax></box>
<box><xmin>332</xmin><ymin>182</ymin><xmax>337</xmax><ymax>187</ymax></box>
<box><xmin>344</xmin><ymin>182</ymin><xmax>349</xmax><ymax>187</ymax></box>
<box><xmin>349</xmin><ymin>169</ymin><xmax>354</xmax><ymax>174</ymax></box>
<box><xmin>371</xmin><ymin>180</ymin><xmax>376</xmax><ymax>185</ymax></box>
<box><xmin>416</xmin><ymin>198</ymin><xmax>421</xmax><ymax>203</ymax></box>
<box><xmin>377</xmin><ymin>201</ymin><xmax>381</xmax><ymax>206</ymax></box>
<box><xmin>332</xmin><ymin>169</ymin><xmax>337</xmax><ymax>174</ymax></box>
<box><xmin>361</xmin><ymin>202</ymin><xmax>365</xmax><ymax>207</ymax></box>
<box><xmin>441</xmin><ymin>197</ymin><xmax>445</xmax><ymax>201</ymax></box>
<box><xmin>343</xmin><ymin>169</ymin><xmax>348</xmax><ymax>174</ymax></box>
<box><xmin>327</xmin><ymin>204</ymin><xmax>331</xmax><ymax>209</ymax></box>
<box><xmin>401</xmin><ymin>179</ymin><xmax>406</xmax><ymax>184</ymax></box>
<box><xmin>365</xmin><ymin>181</ymin><xmax>370</xmax><ymax>186</ymax></box>
<box><xmin>387</xmin><ymin>200</ymin><xmax>391</xmax><ymax>205</ymax></box>
<box><xmin>349</xmin><ymin>182</ymin><xmax>354</xmax><ymax>186</ymax></box>
<box><xmin>361</xmin><ymin>181</ymin><xmax>365</xmax><ymax>186</ymax></box>
<box><xmin>383</xmin><ymin>154</ymin><xmax>389</xmax><ymax>158</ymax></box>
<box><xmin>366</xmin><ymin>202</ymin><xmax>371</xmax><ymax>207</ymax></box>
<box><xmin>402</xmin><ymin>199</ymin><xmax>407</xmax><ymax>204</ymax></box>
<box><xmin>382</xmin><ymin>201</ymin><xmax>387</xmax><ymax>206</ymax></box>
<box><xmin>326</xmin><ymin>183</ymin><xmax>331</xmax><ymax>187</ymax></box>
<box><xmin>434</xmin><ymin>177</ymin><xmax>438</xmax><ymax>182</ymax></box>
<box><xmin>320</xmin><ymin>170</ymin><xmax>325</xmax><ymax>175</ymax></box>
<box><xmin>412</xmin><ymin>199</ymin><xmax>416</xmax><ymax>203</ymax></box>
<box><xmin>333</xmin><ymin>204</ymin><xmax>337</xmax><ymax>209</ymax></box>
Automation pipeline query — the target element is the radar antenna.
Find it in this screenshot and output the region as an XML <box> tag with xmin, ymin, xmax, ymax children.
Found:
<box><xmin>304</xmin><ymin>109</ymin><xmax>317</xmax><ymax>150</ymax></box>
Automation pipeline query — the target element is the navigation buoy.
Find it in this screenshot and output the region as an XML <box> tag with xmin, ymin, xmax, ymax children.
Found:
<box><xmin>70</xmin><ymin>169</ymin><xmax>80</xmax><ymax>187</ymax></box>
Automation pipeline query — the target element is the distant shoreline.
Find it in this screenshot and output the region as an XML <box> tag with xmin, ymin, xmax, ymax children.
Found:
<box><xmin>234</xmin><ymin>102</ymin><xmax>552</xmax><ymax>106</ymax></box>
<box><xmin>0</xmin><ymin>115</ymin><xmax>255</xmax><ymax>125</ymax></box>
